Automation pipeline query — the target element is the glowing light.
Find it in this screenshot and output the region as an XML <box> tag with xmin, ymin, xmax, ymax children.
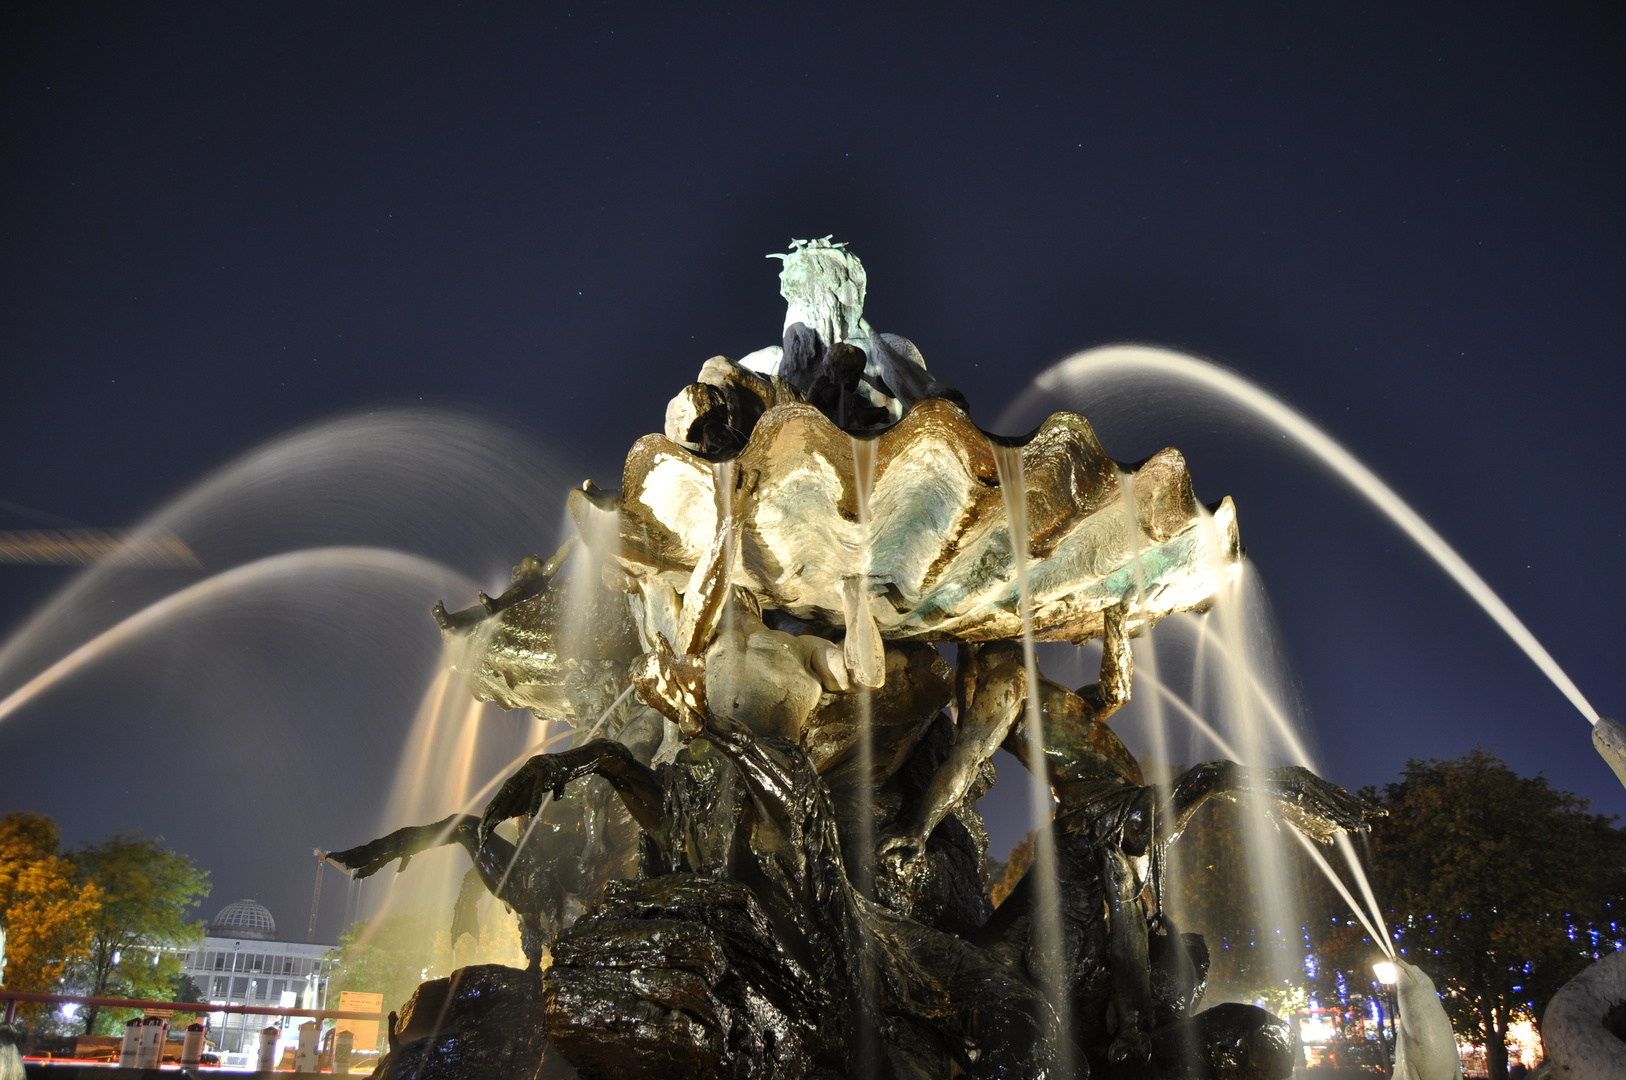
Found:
<box><xmin>1373</xmin><ymin>960</ymin><xmax>1399</xmax><ymax>985</ymax></box>
<box><xmin>1301</xmin><ymin>1017</ymin><xmax>1335</xmax><ymax>1043</ymax></box>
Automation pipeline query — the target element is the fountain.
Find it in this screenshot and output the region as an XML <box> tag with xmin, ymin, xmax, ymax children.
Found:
<box><xmin>323</xmin><ymin>239</ymin><xmax>1398</xmax><ymax>1079</ymax></box>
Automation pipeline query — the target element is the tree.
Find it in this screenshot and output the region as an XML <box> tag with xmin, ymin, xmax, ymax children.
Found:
<box><xmin>1364</xmin><ymin>750</ymin><xmax>1626</xmax><ymax>1080</ymax></box>
<box><xmin>990</xmin><ymin>830</ymin><xmax>1035</xmax><ymax>908</ymax></box>
<box><xmin>328</xmin><ymin>907</ymin><xmax>452</xmax><ymax>1017</ymax></box>
<box><xmin>0</xmin><ymin>813</ymin><xmax>101</xmax><ymax>1023</ymax></box>
<box><xmin>67</xmin><ymin>834</ymin><xmax>210</xmax><ymax>1035</ymax></box>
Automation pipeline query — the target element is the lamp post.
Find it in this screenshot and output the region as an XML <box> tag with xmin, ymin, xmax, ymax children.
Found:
<box><xmin>1373</xmin><ymin>959</ymin><xmax>1400</xmax><ymax>1071</ymax></box>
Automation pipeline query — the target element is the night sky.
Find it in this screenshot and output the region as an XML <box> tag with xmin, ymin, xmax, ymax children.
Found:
<box><xmin>2</xmin><ymin>4</ymin><xmax>1622</xmax><ymax>944</ymax></box>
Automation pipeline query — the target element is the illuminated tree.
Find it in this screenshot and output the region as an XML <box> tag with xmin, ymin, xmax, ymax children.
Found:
<box><xmin>1364</xmin><ymin>750</ymin><xmax>1626</xmax><ymax>1080</ymax></box>
<box><xmin>0</xmin><ymin>813</ymin><xmax>102</xmax><ymax>1023</ymax></box>
<box><xmin>66</xmin><ymin>834</ymin><xmax>210</xmax><ymax>1034</ymax></box>
<box><xmin>328</xmin><ymin>907</ymin><xmax>453</xmax><ymax>1017</ymax></box>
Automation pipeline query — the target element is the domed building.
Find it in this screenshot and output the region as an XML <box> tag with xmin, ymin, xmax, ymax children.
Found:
<box><xmin>208</xmin><ymin>899</ymin><xmax>278</xmax><ymax>940</ymax></box>
<box><xmin>171</xmin><ymin>899</ymin><xmax>340</xmax><ymax>1058</ymax></box>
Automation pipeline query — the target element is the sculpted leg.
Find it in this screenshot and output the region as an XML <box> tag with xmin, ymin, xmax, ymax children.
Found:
<box><xmin>1079</xmin><ymin>601</ymin><xmax>1133</xmax><ymax>718</ymax></box>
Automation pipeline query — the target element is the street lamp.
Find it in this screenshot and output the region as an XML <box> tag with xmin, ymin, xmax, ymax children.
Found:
<box><xmin>1373</xmin><ymin>960</ymin><xmax>1400</xmax><ymax>1067</ymax></box>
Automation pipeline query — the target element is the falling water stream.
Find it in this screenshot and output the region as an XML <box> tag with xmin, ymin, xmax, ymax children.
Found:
<box><xmin>848</xmin><ymin>436</ymin><xmax>879</xmax><ymax>899</ymax></box>
<box><xmin>991</xmin><ymin>343</ymin><xmax>1595</xmax><ymax>992</ymax></box>
<box><xmin>1136</xmin><ymin>657</ymin><xmax>1395</xmax><ymax>960</ymax></box>
<box><xmin>2</xmin><ymin>352</ymin><xmax>1545</xmax><ymax>1055</ymax></box>
<box><xmin>1204</xmin><ymin>548</ymin><xmax>1302</xmax><ymax>998</ymax></box>
<box><xmin>990</xmin><ymin>441</ymin><xmax>1077</xmax><ymax>1076</ymax></box>
<box><xmin>846</xmin><ymin>434</ymin><xmax>882</xmax><ymax>1077</ymax></box>
<box><xmin>1181</xmin><ymin>567</ymin><xmax>1396</xmax><ymax>955</ymax></box>
<box><xmin>1115</xmin><ymin>466</ymin><xmax>1177</xmax><ymax>915</ymax></box>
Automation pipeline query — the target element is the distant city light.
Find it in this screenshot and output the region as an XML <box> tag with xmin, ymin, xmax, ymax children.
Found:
<box><xmin>1301</xmin><ymin>1017</ymin><xmax>1336</xmax><ymax>1044</ymax></box>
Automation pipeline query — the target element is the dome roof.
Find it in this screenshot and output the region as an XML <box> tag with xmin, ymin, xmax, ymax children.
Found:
<box><xmin>209</xmin><ymin>899</ymin><xmax>276</xmax><ymax>940</ymax></box>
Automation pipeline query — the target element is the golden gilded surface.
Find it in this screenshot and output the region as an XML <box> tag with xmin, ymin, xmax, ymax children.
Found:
<box><xmin>572</xmin><ymin>397</ymin><xmax>1239</xmax><ymax>645</ymax></box>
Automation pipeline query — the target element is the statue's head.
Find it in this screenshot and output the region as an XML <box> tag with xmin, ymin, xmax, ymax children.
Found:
<box><xmin>770</xmin><ymin>236</ymin><xmax>867</xmax><ymax>347</ymax></box>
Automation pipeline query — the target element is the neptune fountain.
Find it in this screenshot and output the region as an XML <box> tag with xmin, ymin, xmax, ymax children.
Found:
<box><xmin>326</xmin><ymin>239</ymin><xmax>1396</xmax><ymax>1079</ymax></box>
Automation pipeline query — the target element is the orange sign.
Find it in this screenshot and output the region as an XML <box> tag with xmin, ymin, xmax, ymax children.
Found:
<box><xmin>335</xmin><ymin>991</ymin><xmax>384</xmax><ymax>1056</ymax></box>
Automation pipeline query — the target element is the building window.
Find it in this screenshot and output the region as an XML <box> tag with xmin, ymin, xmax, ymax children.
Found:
<box><xmin>271</xmin><ymin>980</ymin><xmax>286</xmax><ymax>1000</ymax></box>
<box><xmin>282</xmin><ymin>957</ymin><xmax>294</xmax><ymax>974</ymax></box>
<box><xmin>213</xmin><ymin>953</ymin><xmax>226</xmax><ymax>971</ymax></box>
<box><xmin>253</xmin><ymin>979</ymin><xmax>268</xmax><ymax>1000</ymax></box>
<box><xmin>250</xmin><ymin>955</ymin><xmax>264</xmax><ymax>973</ymax></box>
<box><xmin>212</xmin><ymin>977</ymin><xmax>228</xmax><ymax>998</ymax></box>
<box><xmin>231</xmin><ymin>977</ymin><xmax>249</xmax><ymax>998</ymax></box>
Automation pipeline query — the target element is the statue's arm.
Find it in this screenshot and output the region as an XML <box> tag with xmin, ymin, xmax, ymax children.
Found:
<box><xmin>479</xmin><ymin>739</ymin><xmax>666</xmax><ymax>842</ymax></box>
<box><xmin>1078</xmin><ymin>603</ymin><xmax>1132</xmax><ymax>718</ymax></box>
<box><xmin>326</xmin><ymin>813</ymin><xmax>482</xmax><ymax>879</ymax></box>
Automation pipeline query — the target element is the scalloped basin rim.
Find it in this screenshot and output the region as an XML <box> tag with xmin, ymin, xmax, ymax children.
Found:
<box><xmin>571</xmin><ymin>398</ymin><xmax>1240</xmax><ymax>644</ymax></box>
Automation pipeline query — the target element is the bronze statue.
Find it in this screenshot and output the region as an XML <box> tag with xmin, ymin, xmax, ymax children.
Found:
<box><xmin>326</xmin><ymin>239</ymin><xmax>1375</xmax><ymax>1080</ymax></box>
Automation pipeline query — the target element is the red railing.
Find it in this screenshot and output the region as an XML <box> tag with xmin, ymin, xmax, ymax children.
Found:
<box><xmin>0</xmin><ymin>990</ymin><xmax>384</xmax><ymax>1023</ymax></box>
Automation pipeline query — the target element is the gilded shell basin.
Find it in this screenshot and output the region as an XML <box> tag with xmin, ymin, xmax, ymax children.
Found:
<box><xmin>571</xmin><ymin>397</ymin><xmax>1240</xmax><ymax>645</ymax></box>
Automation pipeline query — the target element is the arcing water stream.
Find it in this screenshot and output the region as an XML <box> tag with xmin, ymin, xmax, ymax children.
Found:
<box><xmin>0</xmin><ymin>409</ymin><xmax>581</xmax><ymax>951</ymax></box>
<box><xmin>999</xmin><ymin>344</ymin><xmax>1600</xmax><ymax>727</ymax></box>
<box><xmin>0</xmin><ymin>547</ymin><xmax>472</xmax><ymax>724</ymax></box>
<box><xmin>1</xmin><ymin>342</ymin><xmax>1582</xmax><ymax>1062</ymax></box>
<box><xmin>989</xmin><ymin>342</ymin><xmax>1605</xmax><ymax>1010</ymax></box>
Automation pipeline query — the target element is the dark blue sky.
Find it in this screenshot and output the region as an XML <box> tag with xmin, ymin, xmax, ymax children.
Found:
<box><xmin>2</xmin><ymin>3</ymin><xmax>1622</xmax><ymax>941</ymax></box>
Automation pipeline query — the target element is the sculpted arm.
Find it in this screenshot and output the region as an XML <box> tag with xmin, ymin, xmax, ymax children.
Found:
<box><xmin>478</xmin><ymin>739</ymin><xmax>666</xmax><ymax>842</ymax></box>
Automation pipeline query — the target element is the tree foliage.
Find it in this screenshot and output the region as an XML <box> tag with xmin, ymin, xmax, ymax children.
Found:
<box><xmin>66</xmin><ymin>832</ymin><xmax>210</xmax><ymax>1034</ymax></box>
<box><xmin>990</xmin><ymin>830</ymin><xmax>1036</xmax><ymax>908</ymax></box>
<box><xmin>1364</xmin><ymin>749</ymin><xmax>1626</xmax><ymax>1080</ymax></box>
<box><xmin>328</xmin><ymin>906</ymin><xmax>452</xmax><ymax>1017</ymax></box>
<box><xmin>0</xmin><ymin>813</ymin><xmax>102</xmax><ymax>1025</ymax></box>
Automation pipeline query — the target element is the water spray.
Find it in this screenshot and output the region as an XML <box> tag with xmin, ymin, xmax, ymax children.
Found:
<box><xmin>0</xmin><ymin>547</ymin><xmax>472</xmax><ymax>726</ymax></box>
<box><xmin>1001</xmin><ymin>345</ymin><xmax>1602</xmax><ymax>731</ymax></box>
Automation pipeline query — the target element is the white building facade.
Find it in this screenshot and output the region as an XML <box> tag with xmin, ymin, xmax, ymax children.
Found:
<box><xmin>174</xmin><ymin>900</ymin><xmax>338</xmax><ymax>1055</ymax></box>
